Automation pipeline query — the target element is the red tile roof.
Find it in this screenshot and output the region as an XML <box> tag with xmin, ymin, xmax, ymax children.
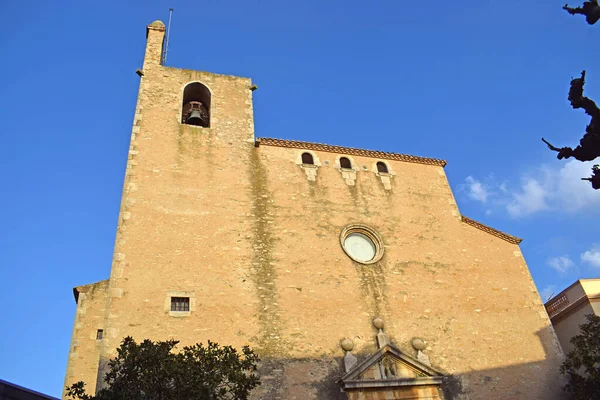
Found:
<box><xmin>461</xmin><ymin>215</ymin><xmax>522</xmax><ymax>244</ymax></box>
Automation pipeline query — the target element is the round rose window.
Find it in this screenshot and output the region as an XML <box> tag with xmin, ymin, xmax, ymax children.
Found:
<box><xmin>344</xmin><ymin>233</ymin><xmax>376</xmax><ymax>262</ymax></box>
<box><xmin>340</xmin><ymin>224</ymin><xmax>384</xmax><ymax>264</ymax></box>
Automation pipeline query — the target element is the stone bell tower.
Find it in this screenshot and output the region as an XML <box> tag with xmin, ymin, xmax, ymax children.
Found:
<box><xmin>64</xmin><ymin>19</ymin><xmax>258</xmax><ymax>395</ymax></box>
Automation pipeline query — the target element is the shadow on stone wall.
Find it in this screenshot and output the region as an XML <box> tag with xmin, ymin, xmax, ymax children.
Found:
<box><xmin>441</xmin><ymin>324</ymin><xmax>568</xmax><ymax>400</ymax></box>
<box><xmin>91</xmin><ymin>353</ymin><xmax>566</xmax><ymax>400</ymax></box>
<box><xmin>250</xmin><ymin>325</ymin><xmax>568</xmax><ymax>400</ymax></box>
<box><xmin>441</xmin><ymin>359</ymin><xmax>568</xmax><ymax>400</ymax></box>
<box><xmin>90</xmin><ymin>325</ymin><xmax>568</xmax><ymax>400</ymax></box>
<box><xmin>250</xmin><ymin>356</ymin><xmax>567</xmax><ymax>400</ymax></box>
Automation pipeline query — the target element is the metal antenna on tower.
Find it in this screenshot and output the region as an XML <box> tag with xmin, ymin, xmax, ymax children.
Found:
<box><xmin>163</xmin><ymin>8</ymin><xmax>174</xmax><ymax>64</ymax></box>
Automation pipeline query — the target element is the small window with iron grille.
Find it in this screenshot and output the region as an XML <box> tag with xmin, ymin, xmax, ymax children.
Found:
<box><xmin>171</xmin><ymin>297</ymin><xmax>190</xmax><ymax>312</ymax></box>
<box><xmin>96</xmin><ymin>329</ymin><xmax>103</xmax><ymax>340</ymax></box>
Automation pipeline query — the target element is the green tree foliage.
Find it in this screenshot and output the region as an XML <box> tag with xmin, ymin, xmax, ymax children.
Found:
<box><xmin>560</xmin><ymin>314</ymin><xmax>600</xmax><ymax>399</ymax></box>
<box><xmin>66</xmin><ymin>337</ymin><xmax>260</xmax><ymax>400</ymax></box>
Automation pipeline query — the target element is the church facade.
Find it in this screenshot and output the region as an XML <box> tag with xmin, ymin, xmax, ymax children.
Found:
<box><xmin>64</xmin><ymin>20</ymin><xmax>566</xmax><ymax>399</ymax></box>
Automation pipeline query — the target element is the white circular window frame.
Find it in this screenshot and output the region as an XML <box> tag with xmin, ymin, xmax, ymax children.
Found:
<box><xmin>340</xmin><ymin>224</ymin><xmax>385</xmax><ymax>265</ymax></box>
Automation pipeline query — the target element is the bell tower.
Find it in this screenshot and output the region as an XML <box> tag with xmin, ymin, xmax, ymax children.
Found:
<box><xmin>64</xmin><ymin>19</ymin><xmax>258</xmax><ymax>396</ymax></box>
<box><xmin>99</xmin><ymin>15</ymin><xmax>259</xmax><ymax>361</ymax></box>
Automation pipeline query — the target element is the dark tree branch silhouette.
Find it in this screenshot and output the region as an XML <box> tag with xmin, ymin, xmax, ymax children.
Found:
<box><xmin>563</xmin><ymin>1</ymin><xmax>600</xmax><ymax>24</ymax></box>
<box><xmin>542</xmin><ymin>71</ymin><xmax>600</xmax><ymax>189</ymax></box>
<box><xmin>582</xmin><ymin>164</ymin><xmax>600</xmax><ymax>189</ymax></box>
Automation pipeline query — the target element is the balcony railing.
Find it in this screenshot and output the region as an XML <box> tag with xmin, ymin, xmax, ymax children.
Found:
<box><xmin>546</xmin><ymin>293</ymin><xmax>570</xmax><ymax>318</ymax></box>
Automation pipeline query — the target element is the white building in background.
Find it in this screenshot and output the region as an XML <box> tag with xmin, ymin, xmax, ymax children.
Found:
<box><xmin>545</xmin><ymin>278</ymin><xmax>600</xmax><ymax>355</ymax></box>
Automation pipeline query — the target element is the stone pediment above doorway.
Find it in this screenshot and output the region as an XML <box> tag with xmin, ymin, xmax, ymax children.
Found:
<box><xmin>338</xmin><ymin>344</ymin><xmax>445</xmax><ymax>400</ymax></box>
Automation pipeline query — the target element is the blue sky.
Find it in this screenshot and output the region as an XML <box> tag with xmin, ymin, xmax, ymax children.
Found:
<box><xmin>1</xmin><ymin>0</ymin><xmax>599</xmax><ymax>397</ymax></box>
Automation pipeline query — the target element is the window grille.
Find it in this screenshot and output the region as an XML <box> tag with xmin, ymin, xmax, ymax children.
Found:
<box><xmin>171</xmin><ymin>297</ymin><xmax>190</xmax><ymax>312</ymax></box>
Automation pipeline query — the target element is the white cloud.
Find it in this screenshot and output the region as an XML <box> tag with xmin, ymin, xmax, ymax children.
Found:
<box><xmin>462</xmin><ymin>176</ymin><xmax>490</xmax><ymax>203</ymax></box>
<box><xmin>553</xmin><ymin>160</ymin><xmax>600</xmax><ymax>212</ymax></box>
<box><xmin>547</xmin><ymin>256</ymin><xmax>575</xmax><ymax>274</ymax></box>
<box><xmin>540</xmin><ymin>285</ymin><xmax>556</xmax><ymax>302</ymax></box>
<box><xmin>506</xmin><ymin>178</ymin><xmax>549</xmax><ymax>218</ymax></box>
<box><xmin>581</xmin><ymin>244</ymin><xmax>600</xmax><ymax>269</ymax></box>
<box><xmin>460</xmin><ymin>160</ymin><xmax>600</xmax><ymax>218</ymax></box>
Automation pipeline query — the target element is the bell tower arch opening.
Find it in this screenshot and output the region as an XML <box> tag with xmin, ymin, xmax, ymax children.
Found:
<box><xmin>182</xmin><ymin>82</ymin><xmax>211</xmax><ymax>127</ymax></box>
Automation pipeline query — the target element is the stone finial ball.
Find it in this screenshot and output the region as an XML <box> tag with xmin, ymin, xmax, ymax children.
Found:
<box><xmin>412</xmin><ymin>338</ymin><xmax>426</xmax><ymax>351</ymax></box>
<box><xmin>373</xmin><ymin>318</ymin><xmax>384</xmax><ymax>330</ymax></box>
<box><xmin>341</xmin><ymin>339</ymin><xmax>354</xmax><ymax>352</ymax></box>
<box><xmin>148</xmin><ymin>20</ymin><xmax>165</xmax><ymax>28</ymax></box>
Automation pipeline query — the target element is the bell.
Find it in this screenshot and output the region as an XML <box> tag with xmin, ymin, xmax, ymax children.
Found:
<box><xmin>182</xmin><ymin>101</ymin><xmax>209</xmax><ymax>127</ymax></box>
<box><xmin>186</xmin><ymin>109</ymin><xmax>204</xmax><ymax>126</ymax></box>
